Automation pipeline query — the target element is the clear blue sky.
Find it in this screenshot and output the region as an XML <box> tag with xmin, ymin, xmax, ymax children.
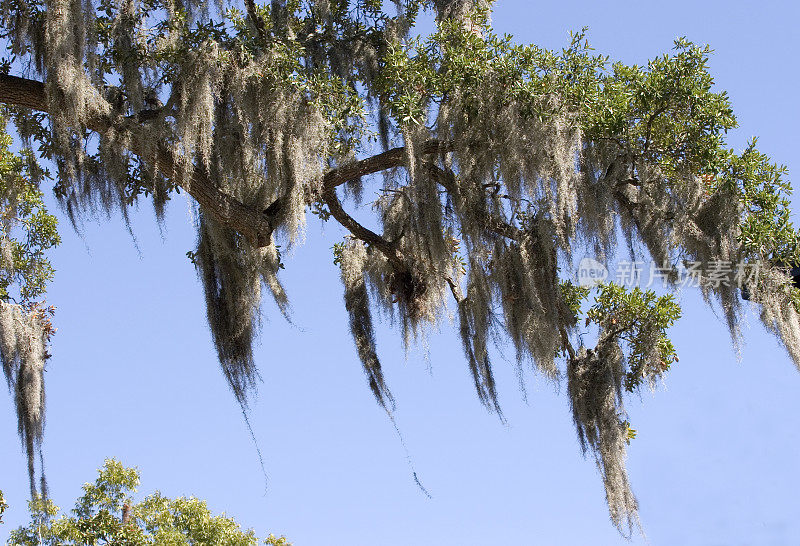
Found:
<box><xmin>2</xmin><ymin>1</ymin><xmax>800</xmax><ymax>544</ymax></box>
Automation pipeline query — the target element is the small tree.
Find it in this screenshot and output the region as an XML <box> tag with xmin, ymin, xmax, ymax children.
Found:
<box><xmin>7</xmin><ymin>459</ymin><xmax>291</xmax><ymax>545</ymax></box>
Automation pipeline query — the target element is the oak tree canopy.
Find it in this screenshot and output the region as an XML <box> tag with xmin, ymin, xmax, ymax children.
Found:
<box><xmin>1</xmin><ymin>0</ymin><xmax>799</xmax><ymax>535</ymax></box>
<box><xmin>7</xmin><ymin>459</ymin><xmax>292</xmax><ymax>544</ymax></box>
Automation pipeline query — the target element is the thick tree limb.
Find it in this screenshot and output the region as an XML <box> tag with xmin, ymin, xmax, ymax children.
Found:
<box><xmin>322</xmin><ymin>184</ymin><xmax>405</xmax><ymax>268</ymax></box>
<box><xmin>0</xmin><ymin>75</ymin><xmax>46</xmax><ymax>110</ymax></box>
<box><xmin>320</xmin><ymin>155</ymin><xmax>523</xmax><ymax>280</ymax></box>
<box><xmin>319</xmin><ymin>143</ymin><xmax>452</xmax><ymax>262</ymax></box>
<box><xmin>321</xmin><ymin>140</ymin><xmax>449</xmax><ymax>191</ymax></box>
<box><xmin>0</xmin><ymin>74</ymin><xmax>275</xmax><ymax>246</ymax></box>
<box><xmin>0</xmin><ymin>75</ymin><xmax>505</xmax><ymax>253</ymax></box>
<box><xmin>0</xmin><ymin>74</ymin><xmax>453</xmax><ymax>248</ymax></box>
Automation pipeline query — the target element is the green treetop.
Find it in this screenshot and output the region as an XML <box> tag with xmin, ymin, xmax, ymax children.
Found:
<box><xmin>7</xmin><ymin>459</ymin><xmax>291</xmax><ymax>545</ymax></box>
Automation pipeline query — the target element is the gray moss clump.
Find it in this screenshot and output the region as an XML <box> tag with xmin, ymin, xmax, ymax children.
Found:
<box><xmin>0</xmin><ymin>302</ymin><xmax>49</xmax><ymax>497</ymax></box>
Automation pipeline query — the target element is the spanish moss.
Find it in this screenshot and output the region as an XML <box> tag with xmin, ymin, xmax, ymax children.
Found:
<box><xmin>0</xmin><ymin>302</ymin><xmax>48</xmax><ymax>497</ymax></box>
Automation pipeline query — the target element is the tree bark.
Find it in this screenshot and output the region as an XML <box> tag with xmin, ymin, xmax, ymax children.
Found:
<box><xmin>0</xmin><ymin>74</ymin><xmax>275</xmax><ymax>246</ymax></box>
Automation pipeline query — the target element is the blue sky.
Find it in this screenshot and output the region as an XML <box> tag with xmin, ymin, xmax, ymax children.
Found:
<box><xmin>2</xmin><ymin>1</ymin><xmax>800</xmax><ymax>544</ymax></box>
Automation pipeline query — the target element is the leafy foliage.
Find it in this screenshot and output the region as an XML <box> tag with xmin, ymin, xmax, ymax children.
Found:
<box><xmin>709</xmin><ymin>141</ymin><xmax>800</xmax><ymax>264</ymax></box>
<box><xmin>0</xmin><ymin>109</ymin><xmax>59</xmax><ymax>304</ymax></box>
<box><xmin>0</xmin><ymin>489</ymin><xmax>8</xmax><ymax>524</ymax></box>
<box><xmin>587</xmin><ymin>283</ymin><xmax>681</xmax><ymax>392</ymax></box>
<box><xmin>7</xmin><ymin>459</ymin><xmax>291</xmax><ymax>545</ymax></box>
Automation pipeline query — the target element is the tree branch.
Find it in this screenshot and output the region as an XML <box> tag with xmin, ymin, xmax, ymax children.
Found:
<box><xmin>321</xmin><ymin>184</ymin><xmax>405</xmax><ymax>268</ymax></box>
<box><xmin>560</xmin><ymin>326</ymin><xmax>576</xmax><ymax>361</ymax></box>
<box><xmin>0</xmin><ymin>75</ymin><xmax>46</xmax><ymax>111</ymax></box>
<box><xmin>0</xmin><ymin>74</ymin><xmax>275</xmax><ymax>246</ymax></box>
<box><xmin>321</xmin><ymin>140</ymin><xmax>448</xmax><ymax>191</ymax></box>
<box><xmin>0</xmin><ymin>75</ymin><xmax>484</xmax><ymax>254</ymax></box>
<box><xmin>317</xmin><ymin>142</ymin><xmax>452</xmax><ymax>267</ymax></box>
<box><xmin>424</xmin><ymin>162</ymin><xmax>522</xmax><ymax>240</ymax></box>
<box><xmin>244</xmin><ymin>0</ymin><xmax>269</xmax><ymax>44</ymax></box>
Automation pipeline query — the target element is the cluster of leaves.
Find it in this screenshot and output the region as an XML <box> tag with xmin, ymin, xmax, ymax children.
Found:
<box><xmin>374</xmin><ymin>18</ymin><xmax>737</xmax><ymax>145</ymax></box>
<box><xmin>585</xmin><ymin>283</ymin><xmax>681</xmax><ymax>392</ymax></box>
<box><xmin>380</xmin><ymin>19</ymin><xmax>798</xmax><ymax>238</ymax></box>
<box><xmin>376</xmin><ymin>20</ymin><xmax>611</xmax><ymax>127</ymax></box>
<box><xmin>706</xmin><ymin>141</ymin><xmax>800</xmax><ymax>264</ymax></box>
<box><xmin>332</xmin><ymin>240</ymin><xmax>346</xmax><ymax>266</ymax></box>
<box><xmin>558</xmin><ymin>280</ymin><xmax>590</xmax><ymax>325</ymax></box>
<box><xmin>623</xmin><ymin>421</ymin><xmax>637</xmax><ymax>444</ymax></box>
<box><xmin>0</xmin><ymin>488</ymin><xmax>7</xmax><ymax>524</ymax></box>
<box><xmin>378</xmin><ymin>35</ymin><xmax>439</xmax><ymax>125</ymax></box>
<box><xmin>7</xmin><ymin>459</ymin><xmax>291</xmax><ymax>545</ymax></box>
<box><xmin>0</xmin><ymin>110</ymin><xmax>60</xmax><ymax>305</ymax></box>
<box><xmin>584</xmin><ymin>39</ymin><xmax>736</xmax><ymax>173</ymax></box>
